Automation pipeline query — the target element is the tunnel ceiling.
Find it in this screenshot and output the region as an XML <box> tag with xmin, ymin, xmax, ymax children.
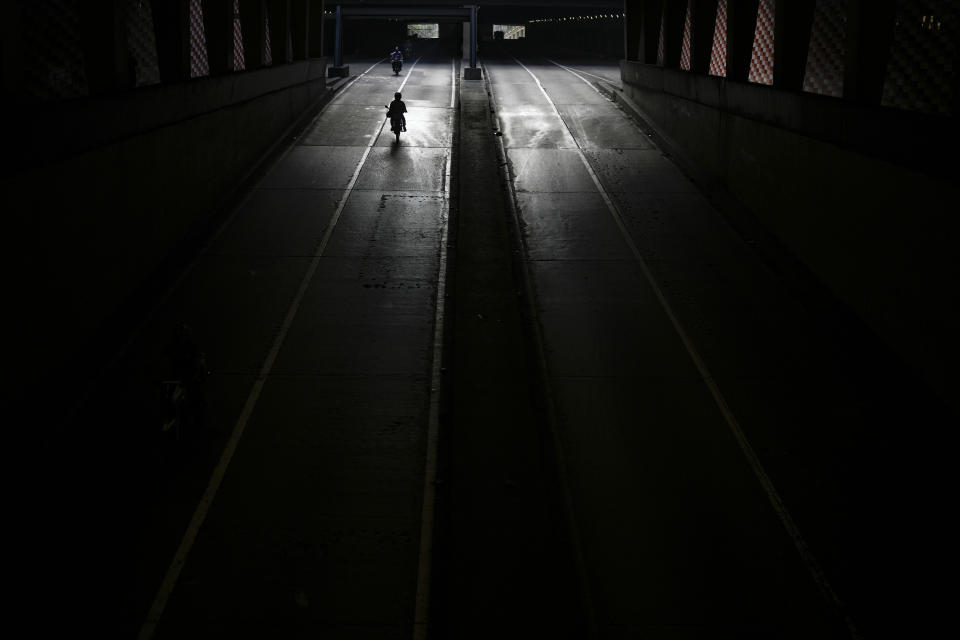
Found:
<box><xmin>331</xmin><ymin>1</ymin><xmax>622</xmax><ymax>23</ymax></box>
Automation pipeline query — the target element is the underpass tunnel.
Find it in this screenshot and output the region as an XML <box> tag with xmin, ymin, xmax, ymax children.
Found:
<box><xmin>321</xmin><ymin>11</ymin><xmax>464</xmax><ymax>59</ymax></box>
<box><xmin>3</xmin><ymin>1</ymin><xmax>958</xmax><ymax>638</ymax></box>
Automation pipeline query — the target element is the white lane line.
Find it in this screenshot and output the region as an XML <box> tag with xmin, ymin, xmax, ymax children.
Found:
<box><xmin>513</xmin><ymin>57</ymin><xmax>862</xmax><ymax>640</ymax></box>
<box><xmin>332</xmin><ymin>58</ymin><xmax>387</xmax><ymax>96</ymax></box>
<box><xmin>397</xmin><ymin>56</ymin><xmax>422</xmax><ymax>95</ymax></box>
<box><xmin>138</xmin><ymin>65</ymin><xmax>393</xmax><ymax>640</ymax></box>
<box><xmin>413</xmin><ymin>117</ymin><xmax>453</xmax><ymax>640</ymax></box>
<box><xmin>485</xmin><ymin>59</ymin><xmax>599</xmax><ymax>639</ymax></box>
<box><xmin>450</xmin><ymin>58</ymin><xmax>456</xmax><ymax>108</ymax></box>
<box><xmin>546</xmin><ymin>59</ymin><xmax>605</xmax><ymax>96</ymax></box>
<box><xmin>546</xmin><ymin>59</ymin><xmax>620</xmax><ymax>87</ymax></box>
<box><xmin>67</xmin><ymin>59</ymin><xmax>385</xmax><ymax>428</ymax></box>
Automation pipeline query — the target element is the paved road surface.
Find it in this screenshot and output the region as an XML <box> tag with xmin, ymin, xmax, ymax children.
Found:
<box><xmin>41</xmin><ymin>49</ymin><xmax>952</xmax><ymax>640</ymax></box>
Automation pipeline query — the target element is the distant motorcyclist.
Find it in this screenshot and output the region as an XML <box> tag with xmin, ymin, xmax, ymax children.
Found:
<box><xmin>390</xmin><ymin>45</ymin><xmax>404</xmax><ymax>74</ymax></box>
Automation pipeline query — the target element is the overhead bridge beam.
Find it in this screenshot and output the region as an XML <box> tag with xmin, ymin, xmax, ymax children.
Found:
<box><xmin>339</xmin><ymin>7</ymin><xmax>472</xmax><ymax>18</ymax></box>
<box><xmin>328</xmin><ymin>3</ymin><xmax>481</xmax><ymax>80</ymax></box>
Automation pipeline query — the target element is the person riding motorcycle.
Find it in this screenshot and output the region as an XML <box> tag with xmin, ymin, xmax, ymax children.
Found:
<box><xmin>390</xmin><ymin>46</ymin><xmax>403</xmax><ymax>73</ymax></box>
<box><xmin>386</xmin><ymin>91</ymin><xmax>407</xmax><ymax>138</ymax></box>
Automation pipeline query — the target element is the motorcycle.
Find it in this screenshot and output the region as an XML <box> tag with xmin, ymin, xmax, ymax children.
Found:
<box><xmin>391</xmin><ymin>58</ymin><xmax>403</xmax><ymax>75</ymax></box>
<box><xmin>385</xmin><ymin>106</ymin><xmax>404</xmax><ymax>142</ymax></box>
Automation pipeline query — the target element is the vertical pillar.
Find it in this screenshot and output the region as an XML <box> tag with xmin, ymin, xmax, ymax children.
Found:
<box><xmin>640</xmin><ymin>0</ymin><xmax>663</xmax><ymax>63</ymax></box>
<box><xmin>663</xmin><ymin>0</ymin><xmax>687</xmax><ymax>67</ymax></box>
<box><xmin>471</xmin><ymin>5</ymin><xmax>477</xmax><ymax>67</ymax></box>
<box><xmin>308</xmin><ymin>0</ymin><xmax>325</xmax><ymax>58</ymax></box>
<box><xmin>624</xmin><ymin>0</ymin><xmax>643</xmax><ymax>61</ymax></box>
<box><xmin>725</xmin><ymin>0</ymin><xmax>760</xmax><ymax>82</ymax></box>
<box><xmin>1</xmin><ymin>2</ymin><xmax>24</xmax><ymax>100</ymax></box>
<box><xmin>238</xmin><ymin>0</ymin><xmax>267</xmax><ymax>68</ymax></box>
<box><xmin>290</xmin><ymin>0</ymin><xmax>308</xmax><ymax>60</ymax></box>
<box><xmin>328</xmin><ymin>4</ymin><xmax>348</xmax><ymax>75</ymax></box>
<box><xmin>843</xmin><ymin>0</ymin><xmax>896</xmax><ymax>104</ymax></box>
<box><xmin>334</xmin><ymin>5</ymin><xmax>342</xmax><ymax>66</ymax></box>
<box><xmin>690</xmin><ymin>0</ymin><xmax>719</xmax><ymax>74</ymax></box>
<box><xmin>772</xmin><ymin>0</ymin><xmax>815</xmax><ymax>91</ymax></box>
<box><xmin>78</xmin><ymin>0</ymin><xmax>131</xmax><ymax>93</ymax></box>
<box><xmin>952</xmin><ymin>32</ymin><xmax>960</xmax><ymax>117</ymax></box>
<box><xmin>150</xmin><ymin>0</ymin><xmax>191</xmax><ymax>82</ymax></box>
<box><xmin>203</xmin><ymin>0</ymin><xmax>233</xmax><ymax>75</ymax></box>
<box><xmin>464</xmin><ymin>5</ymin><xmax>481</xmax><ymax>79</ymax></box>
<box><xmin>266</xmin><ymin>0</ymin><xmax>292</xmax><ymax>63</ymax></box>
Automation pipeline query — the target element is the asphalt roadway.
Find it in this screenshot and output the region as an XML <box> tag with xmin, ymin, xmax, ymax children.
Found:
<box><xmin>38</xmin><ymin>48</ymin><xmax>953</xmax><ymax>639</ymax></box>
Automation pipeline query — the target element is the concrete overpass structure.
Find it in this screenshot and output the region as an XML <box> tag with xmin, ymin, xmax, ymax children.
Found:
<box><xmin>3</xmin><ymin>1</ymin><xmax>957</xmax><ymax>638</ymax></box>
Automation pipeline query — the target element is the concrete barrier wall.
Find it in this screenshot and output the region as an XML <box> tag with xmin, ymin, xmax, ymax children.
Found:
<box><xmin>4</xmin><ymin>58</ymin><xmax>329</xmax><ymax>382</ymax></box>
<box><xmin>619</xmin><ymin>60</ymin><xmax>959</xmax><ymax>411</ymax></box>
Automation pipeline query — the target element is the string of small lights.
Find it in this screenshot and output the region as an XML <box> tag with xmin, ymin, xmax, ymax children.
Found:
<box><xmin>528</xmin><ymin>13</ymin><xmax>625</xmax><ymax>23</ymax></box>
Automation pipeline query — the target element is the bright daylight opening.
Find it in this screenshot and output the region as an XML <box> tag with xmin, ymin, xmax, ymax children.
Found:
<box><xmin>492</xmin><ymin>24</ymin><xmax>526</xmax><ymax>39</ymax></box>
<box><xmin>407</xmin><ymin>23</ymin><xmax>439</xmax><ymax>38</ymax></box>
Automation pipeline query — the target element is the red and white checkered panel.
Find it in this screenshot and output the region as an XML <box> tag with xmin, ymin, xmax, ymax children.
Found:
<box><xmin>657</xmin><ymin>7</ymin><xmax>667</xmax><ymax>65</ymax></box>
<box><xmin>233</xmin><ymin>0</ymin><xmax>246</xmax><ymax>71</ymax></box>
<box><xmin>264</xmin><ymin>9</ymin><xmax>273</xmax><ymax>65</ymax></box>
<box><xmin>881</xmin><ymin>0</ymin><xmax>956</xmax><ymax>115</ymax></box>
<box><xmin>680</xmin><ymin>0</ymin><xmax>693</xmax><ymax>71</ymax></box>
<box><xmin>189</xmin><ymin>0</ymin><xmax>210</xmax><ymax>77</ymax></box>
<box><xmin>748</xmin><ymin>0</ymin><xmax>775</xmax><ymax>84</ymax></box>
<box><xmin>126</xmin><ymin>0</ymin><xmax>161</xmax><ymax>87</ymax></box>
<box><xmin>22</xmin><ymin>0</ymin><xmax>89</xmax><ymax>102</ymax></box>
<box><xmin>803</xmin><ymin>0</ymin><xmax>847</xmax><ymax>97</ymax></box>
<box><xmin>709</xmin><ymin>0</ymin><xmax>728</xmax><ymax>77</ymax></box>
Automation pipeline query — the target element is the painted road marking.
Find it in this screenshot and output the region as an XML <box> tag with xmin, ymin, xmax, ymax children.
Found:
<box><xmin>513</xmin><ymin>57</ymin><xmax>861</xmax><ymax>640</ymax></box>
<box><xmin>413</xmin><ymin>77</ymin><xmax>455</xmax><ymax>638</ymax></box>
<box><xmin>547</xmin><ymin>59</ymin><xmax>620</xmax><ymax>88</ymax></box>
<box><xmin>67</xmin><ymin>58</ymin><xmax>387</xmax><ymax>429</ymax></box>
<box><xmin>450</xmin><ymin>57</ymin><xmax>457</xmax><ymax>109</ymax></box>
<box><xmin>138</xmin><ymin>57</ymin><xmax>420</xmax><ymax>640</ymax></box>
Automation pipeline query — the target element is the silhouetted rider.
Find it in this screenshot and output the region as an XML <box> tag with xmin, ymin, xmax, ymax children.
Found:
<box><xmin>387</xmin><ymin>92</ymin><xmax>407</xmax><ymax>132</ymax></box>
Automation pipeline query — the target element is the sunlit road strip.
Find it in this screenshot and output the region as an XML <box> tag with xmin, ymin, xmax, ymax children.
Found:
<box><xmin>450</xmin><ymin>57</ymin><xmax>456</xmax><ymax>108</ymax></box>
<box><xmin>546</xmin><ymin>59</ymin><xmax>620</xmax><ymax>88</ymax></box>
<box><xmin>396</xmin><ymin>56</ymin><xmax>422</xmax><ymax>94</ymax></box>
<box><xmin>513</xmin><ymin>57</ymin><xmax>862</xmax><ymax>640</ymax></box>
<box><xmin>483</xmin><ymin>59</ymin><xmax>600</xmax><ymax>640</ymax></box>
<box><xmin>66</xmin><ymin>59</ymin><xmax>386</xmax><ymax>431</ymax></box>
<box><xmin>413</xmin><ymin>77</ymin><xmax>455</xmax><ymax>637</ymax></box>
<box><xmin>138</xmin><ymin>57</ymin><xmax>419</xmax><ymax>640</ymax></box>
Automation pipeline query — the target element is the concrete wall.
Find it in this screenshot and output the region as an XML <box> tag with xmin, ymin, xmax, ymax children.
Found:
<box><xmin>525</xmin><ymin>19</ymin><xmax>624</xmax><ymax>58</ymax></box>
<box><xmin>4</xmin><ymin>58</ymin><xmax>329</xmax><ymax>384</ymax></box>
<box><xmin>619</xmin><ymin>60</ymin><xmax>959</xmax><ymax>411</ymax></box>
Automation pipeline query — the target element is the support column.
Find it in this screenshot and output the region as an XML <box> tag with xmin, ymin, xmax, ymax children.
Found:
<box><xmin>78</xmin><ymin>0</ymin><xmax>131</xmax><ymax>93</ymax></box>
<box><xmin>266</xmin><ymin>0</ymin><xmax>292</xmax><ymax>63</ymax></box>
<box><xmin>690</xmin><ymin>0</ymin><xmax>719</xmax><ymax>74</ymax></box>
<box><xmin>1</xmin><ymin>3</ymin><xmax>24</xmax><ymax>100</ymax></box>
<box><xmin>725</xmin><ymin>0</ymin><xmax>760</xmax><ymax>82</ymax></box>
<box><xmin>203</xmin><ymin>0</ymin><xmax>233</xmax><ymax>75</ymax></box>
<box><xmin>640</xmin><ymin>0</ymin><xmax>663</xmax><ymax>63</ymax></box>
<box><xmin>663</xmin><ymin>0</ymin><xmax>687</xmax><ymax>68</ymax></box>
<box><xmin>238</xmin><ymin>0</ymin><xmax>267</xmax><ymax>68</ymax></box>
<box><xmin>328</xmin><ymin>4</ymin><xmax>348</xmax><ymax>76</ymax></box>
<box><xmin>150</xmin><ymin>0</ymin><xmax>191</xmax><ymax>83</ymax></box>
<box><xmin>464</xmin><ymin>5</ymin><xmax>481</xmax><ymax>79</ymax></box>
<box><xmin>290</xmin><ymin>0</ymin><xmax>308</xmax><ymax>59</ymax></box>
<box><xmin>772</xmin><ymin>0</ymin><xmax>816</xmax><ymax>91</ymax></box>
<box><xmin>843</xmin><ymin>0</ymin><xmax>896</xmax><ymax>104</ymax></box>
<box><xmin>308</xmin><ymin>0</ymin><xmax>325</xmax><ymax>58</ymax></box>
<box><xmin>624</xmin><ymin>0</ymin><xmax>643</xmax><ymax>61</ymax></box>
